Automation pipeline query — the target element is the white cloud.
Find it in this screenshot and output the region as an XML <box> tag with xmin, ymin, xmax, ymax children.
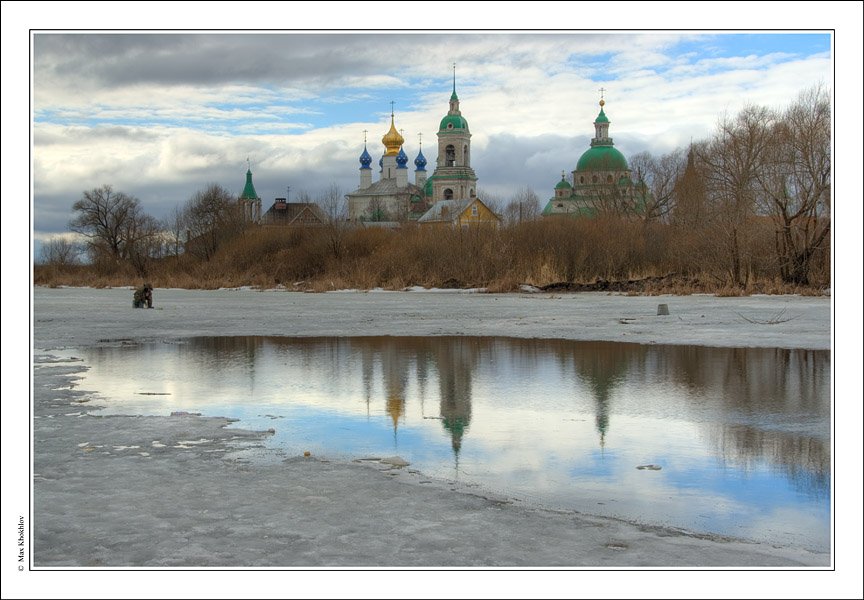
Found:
<box><xmin>30</xmin><ymin>32</ymin><xmax>833</xmax><ymax>235</ymax></box>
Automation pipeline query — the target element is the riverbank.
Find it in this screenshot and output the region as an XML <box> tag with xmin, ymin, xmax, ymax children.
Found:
<box><xmin>12</xmin><ymin>287</ymin><xmax>857</xmax><ymax>595</ymax></box>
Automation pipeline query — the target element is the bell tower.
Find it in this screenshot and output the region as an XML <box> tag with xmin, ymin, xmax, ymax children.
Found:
<box><xmin>431</xmin><ymin>64</ymin><xmax>478</xmax><ymax>203</ymax></box>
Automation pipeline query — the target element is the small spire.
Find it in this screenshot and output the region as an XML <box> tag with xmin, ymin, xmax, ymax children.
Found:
<box><xmin>450</xmin><ymin>62</ymin><xmax>458</xmax><ymax>101</ymax></box>
<box><xmin>246</xmin><ymin>157</ymin><xmax>251</xmax><ymax>172</ymax></box>
<box><xmin>561</xmin><ymin>170</ymin><xmax>566</xmax><ymax>180</ymax></box>
<box><xmin>418</xmin><ymin>132</ymin><xmax>423</xmax><ymax>149</ymax></box>
<box><xmin>598</xmin><ymin>87</ymin><xmax>606</xmax><ymax>107</ymax></box>
<box><xmin>363</xmin><ymin>129</ymin><xmax>368</xmax><ymax>144</ymax></box>
<box><xmin>390</xmin><ymin>100</ymin><xmax>395</xmax><ymax>117</ymax></box>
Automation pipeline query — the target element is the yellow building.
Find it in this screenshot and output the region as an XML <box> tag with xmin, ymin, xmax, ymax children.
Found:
<box><xmin>417</xmin><ymin>198</ymin><xmax>500</xmax><ymax>228</ymax></box>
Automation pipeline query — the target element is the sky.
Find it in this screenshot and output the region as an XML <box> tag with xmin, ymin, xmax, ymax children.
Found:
<box><xmin>16</xmin><ymin>12</ymin><xmax>846</xmax><ymax>255</ymax></box>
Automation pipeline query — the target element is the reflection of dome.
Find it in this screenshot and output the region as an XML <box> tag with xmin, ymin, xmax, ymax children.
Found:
<box><xmin>442</xmin><ymin>416</ymin><xmax>469</xmax><ymax>454</ymax></box>
<box><xmin>382</xmin><ymin>115</ymin><xmax>405</xmax><ymax>156</ymax></box>
<box><xmin>439</xmin><ymin>114</ymin><xmax>469</xmax><ymax>131</ymax></box>
<box><xmin>359</xmin><ymin>145</ymin><xmax>372</xmax><ymax>169</ymax></box>
<box><xmin>396</xmin><ymin>147</ymin><xmax>409</xmax><ymax>169</ymax></box>
<box><xmin>576</xmin><ymin>146</ymin><xmax>629</xmax><ymax>172</ymax></box>
<box><xmin>414</xmin><ymin>149</ymin><xmax>427</xmax><ymax>171</ymax></box>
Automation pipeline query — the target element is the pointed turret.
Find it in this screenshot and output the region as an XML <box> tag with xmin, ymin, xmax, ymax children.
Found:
<box><xmin>238</xmin><ymin>161</ymin><xmax>261</xmax><ymax>223</ymax></box>
<box><xmin>240</xmin><ymin>167</ymin><xmax>258</xmax><ymax>201</ymax></box>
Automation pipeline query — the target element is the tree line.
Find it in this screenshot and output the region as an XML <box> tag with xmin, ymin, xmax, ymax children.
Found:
<box><xmin>38</xmin><ymin>85</ymin><xmax>830</xmax><ymax>292</ymax></box>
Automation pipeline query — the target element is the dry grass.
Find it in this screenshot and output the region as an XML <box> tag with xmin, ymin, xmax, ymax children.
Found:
<box><xmin>35</xmin><ymin>218</ymin><xmax>831</xmax><ymax>295</ymax></box>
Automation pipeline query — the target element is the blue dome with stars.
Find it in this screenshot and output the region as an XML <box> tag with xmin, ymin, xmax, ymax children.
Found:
<box><xmin>414</xmin><ymin>149</ymin><xmax>427</xmax><ymax>171</ymax></box>
<box><xmin>359</xmin><ymin>145</ymin><xmax>372</xmax><ymax>170</ymax></box>
<box><xmin>396</xmin><ymin>147</ymin><xmax>409</xmax><ymax>169</ymax></box>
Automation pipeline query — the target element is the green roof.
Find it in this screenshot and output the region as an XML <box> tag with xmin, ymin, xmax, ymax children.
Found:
<box><xmin>240</xmin><ymin>168</ymin><xmax>259</xmax><ymax>200</ymax></box>
<box><xmin>576</xmin><ymin>145</ymin><xmax>628</xmax><ymax>172</ymax></box>
<box><xmin>555</xmin><ymin>177</ymin><xmax>572</xmax><ymax>190</ymax></box>
<box><xmin>440</xmin><ymin>114</ymin><xmax>469</xmax><ymax>131</ymax></box>
<box><xmin>595</xmin><ymin>108</ymin><xmax>609</xmax><ymax>123</ymax></box>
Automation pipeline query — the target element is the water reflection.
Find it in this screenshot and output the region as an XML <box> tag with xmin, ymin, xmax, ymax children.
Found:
<box><xmin>77</xmin><ymin>336</ymin><xmax>830</xmax><ymax>551</ymax></box>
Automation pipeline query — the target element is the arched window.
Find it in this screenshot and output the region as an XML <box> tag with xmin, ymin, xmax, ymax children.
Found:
<box><xmin>579</xmin><ymin>176</ymin><xmax>585</xmax><ymax>184</ymax></box>
<box><xmin>607</xmin><ymin>174</ymin><xmax>613</xmax><ymax>183</ymax></box>
<box><xmin>444</xmin><ymin>188</ymin><xmax>454</xmax><ymax>200</ymax></box>
<box><xmin>445</xmin><ymin>145</ymin><xmax>455</xmax><ymax>166</ymax></box>
<box><xmin>592</xmin><ymin>175</ymin><xmax>598</xmax><ymax>184</ymax></box>
<box><xmin>470</xmin><ymin>188</ymin><xmax>476</xmax><ymax>198</ymax></box>
<box><xmin>463</xmin><ymin>145</ymin><xmax>469</xmax><ymax>166</ymax></box>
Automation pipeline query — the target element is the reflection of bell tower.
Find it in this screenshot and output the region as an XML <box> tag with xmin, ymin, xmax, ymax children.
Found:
<box><xmin>437</xmin><ymin>339</ymin><xmax>477</xmax><ymax>472</ymax></box>
<box><xmin>359</xmin><ymin>344</ymin><xmax>377</xmax><ymax>418</ymax></box>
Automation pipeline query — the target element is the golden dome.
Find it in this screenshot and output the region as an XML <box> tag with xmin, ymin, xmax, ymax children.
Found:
<box><xmin>382</xmin><ymin>114</ymin><xmax>404</xmax><ymax>156</ymax></box>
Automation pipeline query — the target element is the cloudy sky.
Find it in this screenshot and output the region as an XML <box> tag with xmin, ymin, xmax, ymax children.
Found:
<box><xmin>25</xmin><ymin>27</ymin><xmax>837</xmax><ymax>249</ymax></box>
<box><xmin>2</xmin><ymin>2</ymin><xmax>861</xmax><ymax>263</ymax></box>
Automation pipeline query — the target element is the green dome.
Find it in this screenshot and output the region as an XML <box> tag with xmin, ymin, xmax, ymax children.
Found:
<box><xmin>555</xmin><ymin>177</ymin><xmax>572</xmax><ymax>190</ymax></box>
<box><xmin>439</xmin><ymin>114</ymin><xmax>469</xmax><ymax>131</ymax></box>
<box><xmin>576</xmin><ymin>146</ymin><xmax>629</xmax><ymax>172</ymax></box>
<box><xmin>595</xmin><ymin>107</ymin><xmax>609</xmax><ymax>123</ymax></box>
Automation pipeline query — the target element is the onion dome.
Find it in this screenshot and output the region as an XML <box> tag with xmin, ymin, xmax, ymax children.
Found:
<box><xmin>555</xmin><ymin>172</ymin><xmax>572</xmax><ymax>190</ymax></box>
<box><xmin>576</xmin><ymin>146</ymin><xmax>629</xmax><ymax>172</ymax></box>
<box><xmin>396</xmin><ymin>147</ymin><xmax>409</xmax><ymax>169</ymax></box>
<box><xmin>414</xmin><ymin>148</ymin><xmax>427</xmax><ymax>171</ymax></box>
<box><xmin>359</xmin><ymin>145</ymin><xmax>372</xmax><ymax>170</ymax></box>
<box><xmin>440</xmin><ymin>113</ymin><xmax>468</xmax><ymax>131</ymax></box>
<box><xmin>382</xmin><ymin>114</ymin><xmax>404</xmax><ymax>156</ymax></box>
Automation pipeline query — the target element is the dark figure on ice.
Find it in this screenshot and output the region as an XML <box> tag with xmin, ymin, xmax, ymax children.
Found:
<box><xmin>133</xmin><ymin>283</ymin><xmax>153</xmax><ymax>308</ymax></box>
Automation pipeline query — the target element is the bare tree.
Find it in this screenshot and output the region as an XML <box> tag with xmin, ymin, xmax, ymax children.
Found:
<box><xmin>183</xmin><ymin>183</ymin><xmax>245</xmax><ymax>261</ymax></box>
<box><xmin>168</xmin><ymin>204</ymin><xmax>186</xmax><ymax>257</ymax></box>
<box><xmin>69</xmin><ymin>185</ymin><xmax>150</xmax><ymax>264</ymax></box>
<box><xmin>363</xmin><ymin>196</ymin><xmax>388</xmax><ymax>222</ymax></box>
<box><xmin>123</xmin><ymin>212</ymin><xmax>166</xmax><ymax>276</ymax></box>
<box><xmin>317</xmin><ymin>183</ymin><xmax>347</xmax><ymax>258</ymax></box>
<box><xmin>630</xmin><ymin>149</ymin><xmax>686</xmax><ymax>222</ymax></box>
<box><xmin>503</xmin><ymin>187</ymin><xmax>540</xmax><ymax>226</ymax></box>
<box><xmin>756</xmin><ymin>85</ymin><xmax>830</xmax><ymax>285</ymax></box>
<box><xmin>39</xmin><ymin>237</ymin><xmax>81</xmax><ymax>266</ymax></box>
<box><xmin>699</xmin><ymin>105</ymin><xmax>772</xmax><ymax>287</ymax></box>
<box><xmin>476</xmin><ymin>188</ymin><xmax>503</xmax><ymax>218</ymax></box>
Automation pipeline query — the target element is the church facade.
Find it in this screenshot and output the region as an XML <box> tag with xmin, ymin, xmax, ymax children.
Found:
<box><xmin>346</xmin><ymin>73</ymin><xmax>479</xmax><ymax>223</ymax></box>
<box><xmin>345</xmin><ymin>112</ymin><xmax>428</xmax><ymax>222</ymax></box>
<box><xmin>542</xmin><ymin>98</ymin><xmax>647</xmax><ymax>218</ymax></box>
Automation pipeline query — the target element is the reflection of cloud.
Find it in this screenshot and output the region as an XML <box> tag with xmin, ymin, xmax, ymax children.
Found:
<box><xmin>76</xmin><ymin>335</ymin><xmax>830</xmax><ymax>548</ymax></box>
